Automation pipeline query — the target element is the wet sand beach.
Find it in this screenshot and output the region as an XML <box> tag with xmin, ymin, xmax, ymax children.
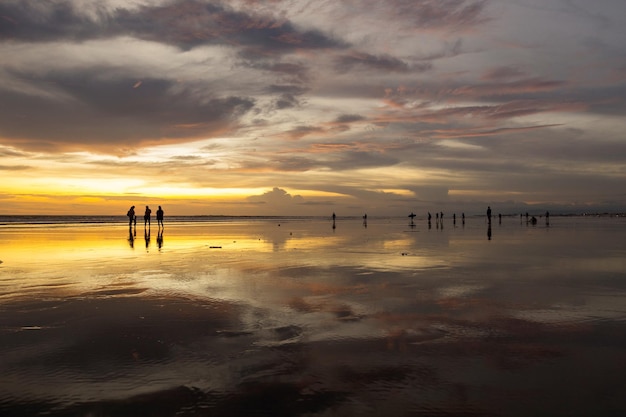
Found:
<box><xmin>1</xmin><ymin>216</ymin><xmax>626</xmax><ymax>416</ymax></box>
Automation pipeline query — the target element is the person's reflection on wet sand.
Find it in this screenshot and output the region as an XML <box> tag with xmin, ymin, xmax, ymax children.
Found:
<box><xmin>128</xmin><ymin>228</ymin><xmax>135</xmax><ymax>248</ymax></box>
<box><xmin>487</xmin><ymin>223</ymin><xmax>492</xmax><ymax>240</ymax></box>
<box><xmin>157</xmin><ymin>229</ymin><xmax>164</xmax><ymax>249</ymax></box>
<box><xmin>145</xmin><ymin>228</ymin><xmax>151</xmax><ymax>249</ymax></box>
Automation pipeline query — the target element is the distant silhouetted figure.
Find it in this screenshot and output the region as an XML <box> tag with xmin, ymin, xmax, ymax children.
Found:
<box><xmin>363</xmin><ymin>213</ymin><xmax>367</xmax><ymax>228</ymax></box>
<box><xmin>453</xmin><ymin>213</ymin><xmax>456</xmax><ymax>225</ymax></box>
<box><xmin>530</xmin><ymin>216</ymin><xmax>537</xmax><ymax>225</ymax></box>
<box><xmin>428</xmin><ymin>212</ymin><xmax>432</xmax><ymax>222</ymax></box>
<box><xmin>332</xmin><ymin>212</ymin><xmax>336</xmax><ymax>229</ymax></box>
<box><xmin>487</xmin><ymin>206</ymin><xmax>492</xmax><ymax>223</ymax></box>
<box><xmin>545</xmin><ymin>211</ymin><xmax>550</xmax><ymax>226</ymax></box>
<box><xmin>144</xmin><ymin>205</ymin><xmax>152</xmax><ymax>228</ymax></box>
<box><xmin>127</xmin><ymin>206</ymin><xmax>136</xmax><ymax>227</ymax></box>
<box><xmin>436</xmin><ymin>212</ymin><xmax>439</xmax><ymax>221</ymax></box>
<box><xmin>498</xmin><ymin>213</ymin><xmax>501</xmax><ymax>224</ymax></box>
<box><xmin>462</xmin><ymin>213</ymin><xmax>465</xmax><ymax>225</ymax></box>
<box><xmin>440</xmin><ymin>212</ymin><xmax>443</xmax><ymax>221</ymax></box>
<box><xmin>156</xmin><ymin>206</ymin><xmax>164</xmax><ymax>228</ymax></box>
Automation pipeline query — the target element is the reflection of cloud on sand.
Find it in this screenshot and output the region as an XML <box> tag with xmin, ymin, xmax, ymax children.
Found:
<box><xmin>436</xmin><ymin>284</ymin><xmax>486</xmax><ymax>299</ymax></box>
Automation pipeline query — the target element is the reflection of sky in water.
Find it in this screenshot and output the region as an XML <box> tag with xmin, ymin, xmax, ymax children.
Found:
<box><xmin>2</xmin><ymin>218</ymin><xmax>626</xmax><ymax>326</ymax></box>
<box><xmin>1</xmin><ymin>217</ymin><xmax>626</xmax><ymax>415</ymax></box>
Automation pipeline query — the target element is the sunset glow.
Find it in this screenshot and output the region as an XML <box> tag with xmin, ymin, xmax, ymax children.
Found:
<box><xmin>1</xmin><ymin>0</ymin><xmax>625</xmax><ymax>216</ymax></box>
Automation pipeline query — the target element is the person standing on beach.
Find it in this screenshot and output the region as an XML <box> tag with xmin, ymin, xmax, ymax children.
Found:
<box><xmin>156</xmin><ymin>206</ymin><xmax>164</xmax><ymax>229</ymax></box>
<box><xmin>487</xmin><ymin>206</ymin><xmax>492</xmax><ymax>223</ymax></box>
<box><xmin>127</xmin><ymin>206</ymin><xmax>135</xmax><ymax>227</ymax></box>
<box><xmin>144</xmin><ymin>205</ymin><xmax>152</xmax><ymax>228</ymax></box>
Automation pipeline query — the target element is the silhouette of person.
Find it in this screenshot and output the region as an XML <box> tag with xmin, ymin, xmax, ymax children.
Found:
<box><xmin>545</xmin><ymin>211</ymin><xmax>550</xmax><ymax>226</ymax></box>
<box><xmin>156</xmin><ymin>206</ymin><xmax>164</xmax><ymax>228</ymax></box>
<box><xmin>453</xmin><ymin>213</ymin><xmax>456</xmax><ymax>225</ymax></box>
<box><xmin>127</xmin><ymin>206</ymin><xmax>135</xmax><ymax>227</ymax></box>
<box><xmin>462</xmin><ymin>213</ymin><xmax>465</xmax><ymax>225</ymax></box>
<box><xmin>486</xmin><ymin>206</ymin><xmax>492</xmax><ymax>223</ymax></box>
<box><xmin>498</xmin><ymin>213</ymin><xmax>501</xmax><ymax>224</ymax></box>
<box><xmin>363</xmin><ymin>213</ymin><xmax>367</xmax><ymax>228</ymax></box>
<box><xmin>428</xmin><ymin>212</ymin><xmax>432</xmax><ymax>222</ymax></box>
<box><xmin>144</xmin><ymin>205</ymin><xmax>152</xmax><ymax>228</ymax></box>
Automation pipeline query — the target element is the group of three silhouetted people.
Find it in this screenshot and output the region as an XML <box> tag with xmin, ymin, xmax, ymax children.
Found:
<box><xmin>127</xmin><ymin>205</ymin><xmax>164</xmax><ymax>229</ymax></box>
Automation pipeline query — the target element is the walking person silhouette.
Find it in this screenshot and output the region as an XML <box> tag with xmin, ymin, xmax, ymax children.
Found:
<box><xmin>144</xmin><ymin>205</ymin><xmax>152</xmax><ymax>229</ymax></box>
<box><xmin>156</xmin><ymin>206</ymin><xmax>164</xmax><ymax>229</ymax></box>
<box><xmin>127</xmin><ymin>206</ymin><xmax>135</xmax><ymax>227</ymax></box>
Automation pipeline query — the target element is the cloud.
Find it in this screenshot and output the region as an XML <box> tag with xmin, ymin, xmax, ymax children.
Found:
<box><xmin>0</xmin><ymin>0</ymin><xmax>345</xmax><ymax>52</ymax></box>
<box><xmin>0</xmin><ymin>164</ymin><xmax>30</xmax><ymax>171</ymax></box>
<box><xmin>334</xmin><ymin>51</ymin><xmax>417</xmax><ymax>74</ymax></box>
<box><xmin>2</xmin><ymin>0</ymin><xmax>626</xmax><ymax>215</ymax></box>
<box><xmin>334</xmin><ymin>114</ymin><xmax>365</xmax><ymax>124</ymax></box>
<box><xmin>246</xmin><ymin>187</ymin><xmax>304</xmax><ymax>209</ymax></box>
<box><xmin>0</xmin><ymin>71</ymin><xmax>255</xmax><ymax>152</ymax></box>
<box><xmin>481</xmin><ymin>66</ymin><xmax>528</xmax><ymax>81</ymax></box>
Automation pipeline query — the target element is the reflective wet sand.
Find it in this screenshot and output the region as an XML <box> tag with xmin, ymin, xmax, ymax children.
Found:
<box><xmin>1</xmin><ymin>216</ymin><xmax>625</xmax><ymax>416</ymax></box>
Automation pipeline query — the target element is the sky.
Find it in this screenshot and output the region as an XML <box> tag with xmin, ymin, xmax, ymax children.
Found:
<box><xmin>1</xmin><ymin>0</ymin><xmax>626</xmax><ymax>216</ymax></box>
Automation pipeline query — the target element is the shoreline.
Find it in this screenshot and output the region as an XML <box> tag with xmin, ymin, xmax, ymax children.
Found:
<box><xmin>0</xmin><ymin>212</ymin><xmax>624</xmax><ymax>227</ymax></box>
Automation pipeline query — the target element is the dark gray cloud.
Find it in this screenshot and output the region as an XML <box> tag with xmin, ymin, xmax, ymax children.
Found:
<box><xmin>334</xmin><ymin>114</ymin><xmax>365</xmax><ymax>124</ymax></box>
<box><xmin>0</xmin><ymin>0</ymin><xmax>345</xmax><ymax>52</ymax></box>
<box><xmin>352</xmin><ymin>0</ymin><xmax>489</xmax><ymax>30</ymax></box>
<box><xmin>240</xmin><ymin>57</ymin><xmax>310</xmax><ymax>83</ymax></box>
<box><xmin>0</xmin><ymin>70</ymin><xmax>254</xmax><ymax>152</ymax></box>
<box><xmin>265</xmin><ymin>84</ymin><xmax>308</xmax><ymax>109</ymax></box>
<box><xmin>334</xmin><ymin>52</ymin><xmax>416</xmax><ymax>73</ymax></box>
